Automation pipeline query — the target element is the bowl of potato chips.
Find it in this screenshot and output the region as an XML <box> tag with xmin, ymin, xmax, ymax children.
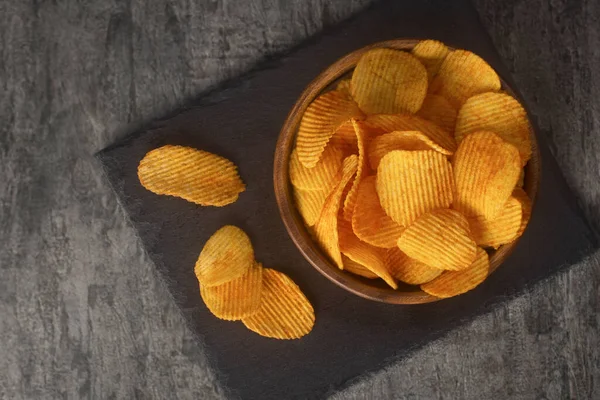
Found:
<box><xmin>274</xmin><ymin>39</ymin><xmax>540</xmax><ymax>304</ymax></box>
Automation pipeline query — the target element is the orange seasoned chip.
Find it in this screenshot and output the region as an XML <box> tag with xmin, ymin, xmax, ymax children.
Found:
<box><xmin>242</xmin><ymin>268</ymin><xmax>314</xmax><ymax>340</ymax></box>
<box><xmin>517</xmin><ymin>169</ymin><xmax>525</xmax><ymax>188</ymax></box>
<box><xmin>328</xmin><ymin>120</ymin><xmax>358</xmax><ymax>155</ymax></box>
<box><xmin>455</xmin><ymin>92</ymin><xmax>532</xmax><ymax>165</ymax></box>
<box><xmin>195</xmin><ymin>225</ymin><xmax>254</xmax><ymax>287</ymax></box>
<box><xmin>431</xmin><ymin>50</ymin><xmax>501</xmax><ymax>108</ymax></box>
<box><xmin>293</xmin><ymin>188</ymin><xmax>328</xmax><ymax>227</ymax></box>
<box><xmin>468</xmin><ymin>196</ymin><xmax>523</xmax><ymax>249</ymax></box>
<box><xmin>351</xmin><ymin>48</ymin><xmax>428</xmax><ymax>114</ymax></box>
<box><xmin>296</xmin><ymin>90</ymin><xmax>363</xmax><ymax>168</ymax></box>
<box><xmin>397</xmin><ymin>209</ymin><xmax>477</xmax><ymax>271</ymax></box>
<box><xmin>342</xmin><ymin>120</ymin><xmax>369</xmax><ymax>221</ymax></box>
<box><xmin>416</xmin><ymin>94</ymin><xmax>457</xmax><ymax>133</ymax></box>
<box><xmin>314</xmin><ymin>155</ymin><xmax>359</xmax><ymax>269</ymax></box>
<box><xmin>377</xmin><ymin>150</ymin><xmax>454</xmax><ymax>226</ymax></box>
<box><xmin>421</xmin><ymin>247</ymin><xmax>489</xmax><ymax>298</ymax></box>
<box><xmin>512</xmin><ymin>187</ymin><xmax>532</xmax><ymax>236</ymax></box>
<box><xmin>351</xmin><ymin>176</ymin><xmax>404</xmax><ymax>248</ymax></box>
<box><xmin>411</xmin><ymin>39</ymin><xmax>450</xmax><ymax>81</ymax></box>
<box><xmin>366</xmin><ymin>113</ymin><xmax>456</xmax><ymax>153</ymax></box>
<box><xmin>200</xmin><ymin>262</ymin><xmax>263</xmax><ymax>320</ymax></box>
<box><xmin>138</xmin><ymin>145</ymin><xmax>245</xmax><ymax>206</ymax></box>
<box><xmin>336</xmin><ymin>78</ymin><xmax>352</xmax><ymax>97</ymax></box>
<box><xmin>342</xmin><ymin>255</ymin><xmax>378</xmax><ymax>279</ymax></box>
<box><xmin>385</xmin><ymin>247</ymin><xmax>442</xmax><ymax>285</ymax></box>
<box><xmin>368</xmin><ymin>130</ymin><xmax>451</xmax><ymax>170</ymax></box>
<box><xmin>453</xmin><ymin>131</ymin><xmax>521</xmax><ymax>219</ymax></box>
<box><xmin>289</xmin><ymin>145</ymin><xmax>343</xmax><ymax>191</ymax></box>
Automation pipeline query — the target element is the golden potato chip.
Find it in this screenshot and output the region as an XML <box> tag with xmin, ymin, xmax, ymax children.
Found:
<box><xmin>293</xmin><ymin>188</ymin><xmax>328</xmax><ymax>227</ymax></box>
<box><xmin>517</xmin><ymin>169</ymin><xmax>525</xmax><ymax>188</ymax></box>
<box><xmin>289</xmin><ymin>145</ymin><xmax>343</xmax><ymax>191</ymax></box>
<box><xmin>195</xmin><ymin>225</ymin><xmax>254</xmax><ymax>287</ymax></box>
<box><xmin>351</xmin><ymin>48</ymin><xmax>428</xmax><ymax>114</ymax></box>
<box><xmin>328</xmin><ymin>120</ymin><xmax>358</xmax><ymax>155</ymax></box>
<box><xmin>368</xmin><ymin>130</ymin><xmax>451</xmax><ymax>170</ymax></box>
<box><xmin>411</xmin><ymin>39</ymin><xmax>450</xmax><ymax>81</ymax></box>
<box><xmin>455</xmin><ymin>92</ymin><xmax>532</xmax><ymax>165</ymax></box>
<box><xmin>296</xmin><ymin>90</ymin><xmax>363</xmax><ymax>168</ymax></box>
<box><xmin>512</xmin><ymin>187</ymin><xmax>532</xmax><ymax>236</ymax></box>
<box><xmin>200</xmin><ymin>262</ymin><xmax>263</xmax><ymax>320</ymax></box>
<box><xmin>342</xmin><ymin>255</ymin><xmax>378</xmax><ymax>279</ymax></box>
<box><xmin>385</xmin><ymin>247</ymin><xmax>442</xmax><ymax>285</ymax></box>
<box><xmin>453</xmin><ymin>131</ymin><xmax>521</xmax><ymax>219</ymax></box>
<box><xmin>431</xmin><ymin>50</ymin><xmax>501</xmax><ymax>108</ymax></box>
<box><xmin>468</xmin><ymin>196</ymin><xmax>522</xmax><ymax>249</ymax></box>
<box><xmin>342</xmin><ymin>120</ymin><xmax>368</xmax><ymax>221</ymax></box>
<box><xmin>242</xmin><ymin>268</ymin><xmax>314</xmax><ymax>340</ymax></box>
<box><xmin>421</xmin><ymin>247</ymin><xmax>489</xmax><ymax>298</ymax></box>
<box><xmin>336</xmin><ymin>78</ymin><xmax>352</xmax><ymax>97</ymax></box>
<box><xmin>351</xmin><ymin>176</ymin><xmax>404</xmax><ymax>248</ymax></box>
<box><xmin>416</xmin><ymin>94</ymin><xmax>457</xmax><ymax>133</ymax></box>
<box><xmin>377</xmin><ymin>150</ymin><xmax>454</xmax><ymax>226</ymax></box>
<box><xmin>314</xmin><ymin>155</ymin><xmax>359</xmax><ymax>269</ymax></box>
<box><xmin>397</xmin><ymin>209</ymin><xmax>477</xmax><ymax>271</ymax></box>
<box><xmin>366</xmin><ymin>113</ymin><xmax>456</xmax><ymax>153</ymax></box>
<box><xmin>339</xmin><ymin>219</ymin><xmax>397</xmax><ymax>289</ymax></box>
<box><xmin>138</xmin><ymin>145</ymin><xmax>245</xmax><ymax>206</ymax></box>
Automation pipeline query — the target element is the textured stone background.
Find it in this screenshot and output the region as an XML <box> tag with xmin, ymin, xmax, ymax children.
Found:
<box><xmin>1</xmin><ymin>0</ymin><xmax>599</xmax><ymax>399</ymax></box>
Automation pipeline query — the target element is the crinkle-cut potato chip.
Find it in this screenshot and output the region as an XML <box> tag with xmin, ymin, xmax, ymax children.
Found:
<box><xmin>517</xmin><ymin>169</ymin><xmax>525</xmax><ymax>187</ymax></box>
<box><xmin>296</xmin><ymin>90</ymin><xmax>364</xmax><ymax>168</ymax></box>
<box><xmin>336</xmin><ymin>78</ymin><xmax>352</xmax><ymax>97</ymax></box>
<box><xmin>242</xmin><ymin>268</ymin><xmax>314</xmax><ymax>340</ymax></box>
<box><xmin>453</xmin><ymin>131</ymin><xmax>521</xmax><ymax>219</ymax></box>
<box><xmin>195</xmin><ymin>225</ymin><xmax>254</xmax><ymax>287</ymax></box>
<box><xmin>377</xmin><ymin>150</ymin><xmax>454</xmax><ymax>226</ymax></box>
<box><xmin>352</xmin><ymin>176</ymin><xmax>405</xmax><ymax>248</ymax></box>
<box><xmin>315</xmin><ymin>155</ymin><xmax>359</xmax><ymax>269</ymax></box>
<box><xmin>138</xmin><ymin>145</ymin><xmax>245</xmax><ymax>207</ymax></box>
<box><xmin>416</xmin><ymin>94</ymin><xmax>457</xmax><ymax>133</ymax></box>
<box><xmin>421</xmin><ymin>247</ymin><xmax>489</xmax><ymax>298</ymax></box>
<box><xmin>338</xmin><ymin>219</ymin><xmax>398</xmax><ymax>289</ymax></box>
<box><xmin>293</xmin><ymin>188</ymin><xmax>328</xmax><ymax>227</ymax></box>
<box><xmin>468</xmin><ymin>196</ymin><xmax>523</xmax><ymax>249</ymax></box>
<box><xmin>342</xmin><ymin>120</ymin><xmax>368</xmax><ymax>221</ymax></box>
<box><xmin>368</xmin><ymin>130</ymin><xmax>450</xmax><ymax>170</ymax></box>
<box><xmin>366</xmin><ymin>113</ymin><xmax>456</xmax><ymax>154</ymax></box>
<box><xmin>289</xmin><ymin>145</ymin><xmax>343</xmax><ymax>191</ymax></box>
<box><xmin>411</xmin><ymin>39</ymin><xmax>450</xmax><ymax>82</ymax></box>
<box><xmin>200</xmin><ymin>262</ymin><xmax>263</xmax><ymax>321</ymax></box>
<box><xmin>455</xmin><ymin>92</ymin><xmax>532</xmax><ymax>165</ymax></box>
<box><xmin>385</xmin><ymin>247</ymin><xmax>442</xmax><ymax>285</ymax></box>
<box><xmin>351</xmin><ymin>48</ymin><xmax>428</xmax><ymax>114</ymax></box>
<box><xmin>431</xmin><ymin>50</ymin><xmax>501</xmax><ymax>108</ymax></box>
<box><xmin>328</xmin><ymin>120</ymin><xmax>359</xmax><ymax>156</ymax></box>
<box><xmin>342</xmin><ymin>255</ymin><xmax>379</xmax><ymax>279</ymax></box>
<box><xmin>397</xmin><ymin>209</ymin><xmax>477</xmax><ymax>271</ymax></box>
<box><xmin>512</xmin><ymin>187</ymin><xmax>532</xmax><ymax>236</ymax></box>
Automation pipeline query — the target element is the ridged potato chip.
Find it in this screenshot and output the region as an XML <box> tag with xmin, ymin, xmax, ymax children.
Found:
<box><xmin>328</xmin><ymin>120</ymin><xmax>359</xmax><ymax>155</ymax></box>
<box><xmin>351</xmin><ymin>48</ymin><xmax>428</xmax><ymax>114</ymax></box>
<box><xmin>342</xmin><ymin>120</ymin><xmax>368</xmax><ymax>221</ymax></box>
<box><xmin>455</xmin><ymin>92</ymin><xmax>532</xmax><ymax>165</ymax></box>
<box><xmin>368</xmin><ymin>130</ymin><xmax>451</xmax><ymax>170</ymax></box>
<box><xmin>342</xmin><ymin>255</ymin><xmax>378</xmax><ymax>279</ymax></box>
<box><xmin>242</xmin><ymin>268</ymin><xmax>315</xmax><ymax>340</ymax></box>
<box><xmin>468</xmin><ymin>196</ymin><xmax>523</xmax><ymax>249</ymax></box>
<box><xmin>138</xmin><ymin>145</ymin><xmax>245</xmax><ymax>206</ymax></box>
<box><xmin>397</xmin><ymin>209</ymin><xmax>477</xmax><ymax>271</ymax></box>
<box><xmin>293</xmin><ymin>188</ymin><xmax>328</xmax><ymax>227</ymax></box>
<box><xmin>512</xmin><ymin>187</ymin><xmax>532</xmax><ymax>236</ymax></box>
<box><xmin>195</xmin><ymin>225</ymin><xmax>254</xmax><ymax>287</ymax></box>
<box><xmin>296</xmin><ymin>90</ymin><xmax>363</xmax><ymax>168</ymax></box>
<box><xmin>351</xmin><ymin>176</ymin><xmax>404</xmax><ymax>248</ymax></box>
<box><xmin>377</xmin><ymin>150</ymin><xmax>454</xmax><ymax>226</ymax></box>
<box><xmin>289</xmin><ymin>145</ymin><xmax>343</xmax><ymax>191</ymax></box>
<box><xmin>200</xmin><ymin>262</ymin><xmax>263</xmax><ymax>320</ymax></box>
<box><xmin>385</xmin><ymin>247</ymin><xmax>442</xmax><ymax>285</ymax></box>
<box><xmin>421</xmin><ymin>247</ymin><xmax>489</xmax><ymax>298</ymax></box>
<box><xmin>431</xmin><ymin>50</ymin><xmax>501</xmax><ymax>108</ymax></box>
<box><xmin>416</xmin><ymin>94</ymin><xmax>457</xmax><ymax>133</ymax></box>
<box><xmin>339</xmin><ymin>219</ymin><xmax>397</xmax><ymax>289</ymax></box>
<box><xmin>411</xmin><ymin>39</ymin><xmax>450</xmax><ymax>81</ymax></box>
<box><xmin>366</xmin><ymin>113</ymin><xmax>456</xmax><ymax>153</ymax></box>
<box><xmin>336</xmin><ymin>79</ymin><xmax>352</xmax><ymax>97</ymax></box>
<box><xmin>517</xmin><ymin>169</ymin><xmax>525</xmax><ymax>188</ymax></box>
<box><xmin>315</xmin><ymin>155</ymin><xmax>359</xmax><ymax>269</ymax></box>
<box><xmin>453</xmin><ymin>131</ymin><xmax>521</xmax><ymax>219</ymax></box>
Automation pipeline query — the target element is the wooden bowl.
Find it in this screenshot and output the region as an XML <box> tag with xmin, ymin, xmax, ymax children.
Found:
<box><xmin>274</xmin><ymin>39</ymin><xmax>541</xmax><ymax>304</ymax></box>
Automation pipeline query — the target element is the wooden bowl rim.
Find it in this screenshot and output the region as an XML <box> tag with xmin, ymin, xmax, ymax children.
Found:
<box><xmin>273</xmin><ymin>38</ymin><xmax>541</xmax><ymax>305</ymax></box>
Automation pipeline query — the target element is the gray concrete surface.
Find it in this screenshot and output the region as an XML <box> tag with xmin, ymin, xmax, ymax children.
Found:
<box><xmin>1</xmin><ymin>0</ymin><xmax>599</xmax><ymax>398</ymax></box>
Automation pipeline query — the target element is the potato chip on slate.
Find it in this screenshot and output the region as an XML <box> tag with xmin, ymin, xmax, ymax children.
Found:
<box><xmin>96</xmin><ymin>0</ymin><xmax>598</xmax><ymax>399</ymax></box>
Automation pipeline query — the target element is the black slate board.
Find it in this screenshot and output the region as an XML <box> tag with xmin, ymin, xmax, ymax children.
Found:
<box><xmin>97</xmin><ymin>0</ymin><xmax>598</xmax><ymax>399</ymax></box>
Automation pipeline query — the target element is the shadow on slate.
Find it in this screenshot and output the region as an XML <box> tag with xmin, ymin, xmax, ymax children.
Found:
<box><xmin>96</xmin><ymin>0</ymin><xmax>598</xmax><ymax>399</ymax></box>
